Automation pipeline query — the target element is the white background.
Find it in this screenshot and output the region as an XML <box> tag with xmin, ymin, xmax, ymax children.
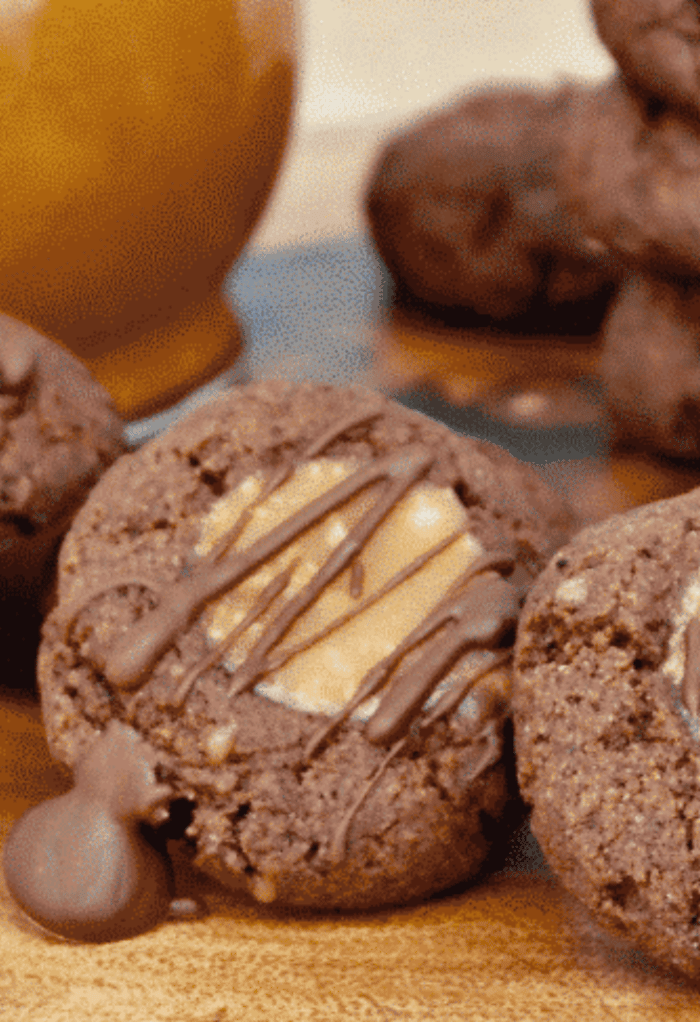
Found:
<box><xmin>297</xmin><ymin>0</ymin><xmax>614</xmax><ymax>127</ymax></box>
<box><xmin>253</xmin><ymin>0</ymin><xmax>615</xmax><ymax>249</ymax></box>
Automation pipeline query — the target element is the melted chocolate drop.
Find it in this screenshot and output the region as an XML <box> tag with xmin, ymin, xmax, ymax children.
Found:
<box><xmin>3</xmin><ymin>721</ymin><xmax>173</xmax><ymax>942</ymax></box>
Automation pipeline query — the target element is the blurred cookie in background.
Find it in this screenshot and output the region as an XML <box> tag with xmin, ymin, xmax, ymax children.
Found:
<box><xmin>561</xmin><ymin>75</ymin><xmax>700</xmax><ymax>280</ymax></box>
<box><xmin>560</xmin><ymin>75</ymin><xmax>700</xmax><ymax>457</ymax></box>
<box><xmin>592</xmin><ymin>0</ymin><xmax>700</xmax><ymax>121</ymax></box>
<box><xmin>599</xmin><ymin>272</ymin><xmax>700</xmax><ymax>458</ymax></box>
<box><xmin>365</xmin><ymin>83</ymin><xmax>620</xmax><ymax>334</ymax></box>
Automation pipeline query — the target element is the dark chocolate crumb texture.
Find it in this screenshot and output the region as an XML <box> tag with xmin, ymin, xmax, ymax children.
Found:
<box><xmin>514</xmin><ymin>486</ymin><xmax>700</xmax><ymax>982</ymax></box>
<box><xmin>21</xmin><ymin>382</ymin><xmax>571</xmax><ymax>939</ymax></box>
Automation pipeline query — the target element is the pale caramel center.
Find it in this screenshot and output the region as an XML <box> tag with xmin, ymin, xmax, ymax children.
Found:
<box><xmin>197</xmin><ymin>457</ymin><xmax>487</xmax><ymax>721</ymax></box>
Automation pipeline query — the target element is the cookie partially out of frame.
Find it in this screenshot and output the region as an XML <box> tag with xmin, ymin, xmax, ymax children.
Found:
<box><xmin>558</xmin><ymin>76</ymin><xmax>700</xmax><ymax>456</ymax></box>
<box><xmin>36</xmin><ymin>381</ymin><xmax>571</xmax><ymax>919</ymax></box>
<box><xmin>599</xmin><ymin>271</ymin><xmax>700</xmax><ymax>458</ymax></box>
<box><xmin>0</xmin><ymin>313</ymin><xmax>125</xmax><ymax>590</ymax></box>
<box><xmin>514</xmin><ymin>488</ymin><xmax>700</xmax><ymax>981</ymax></box>
<box><xmin>593</xmin><ymin>0</ymin><xmax>700</xmax><ymax>121</ymax></box>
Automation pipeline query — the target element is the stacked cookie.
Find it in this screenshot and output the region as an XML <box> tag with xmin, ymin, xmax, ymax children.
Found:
<box><xmin>560</xmin><ymin>0</ymin><xmax>700</xmax><ymax>457</ymax></box>
<box><xmin>365</xmin><ymin>82</ymin><xmax>620</xmax><ymax>333</ymax></box>
<box><xmin>366</xmin><ymin>0</ymin><xmax>700</xmax><ymax>458</ymax></box>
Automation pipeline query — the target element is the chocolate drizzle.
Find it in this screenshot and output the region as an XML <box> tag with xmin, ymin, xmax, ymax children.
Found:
<box><xmin>225</xmin><ymin>445</ymin><xmax>435</xmax><ymax>700</ymax></box>
<box><xmin>682</xmin><ymin>617</ymin><xmax>700</xmax><ymax>718</ymax></box>
<box><xmin>98</xmin><ymin>444</ymin><xmax>433</xmax><ymax>692</ymax></box>
<box><xmin>365</xmin><ymin>571</ymin><xmax>517</xmax><ymax>745</ymax></box>
<box><xmin>69</xmin><ymin>406</ymin><xmax>521</xmax><ymax>755</ymax></box>
<box><xmin>302</xmin><ymin>555</ymin><xmax>514</xmax><ymax>758</ymax></box>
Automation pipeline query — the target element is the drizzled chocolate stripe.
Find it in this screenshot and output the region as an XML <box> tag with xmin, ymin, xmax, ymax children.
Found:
<box><xmin>365</xmin><ymin>572</ymin><xmax>518</xmax><ymax>745</ymax></box>
<box><xmin>303</xmin><ymin>553</ymin><xmax>515</xmax><ymax>759</ymax></box>
<box><xmin>327</xmin><ymin>649</ymin><xmax>510</xmax><ymax>862</ymax></box>
<box><xmin>329</xmin><ymin>736</ymin><xmax>407</xmax><ymax>863</ymax></box>
<box><xmin>420</xmin><ymin>648</ymin><xmax>511</xmax><ymax>731</ymax></box>
<box><xmin>195</xmin><ymin>405</ymin><xmax>386</xmax><ymax>572</ymax></box>
<box><xmin>683</xmin><ymin>617</ymin><xmax>700</xmax><ymax>718</ymax></box>
<box><xmin>226</xmin><ymin>445</ymin><xmax>434</xmax><ymax>699</ymax></box>
<box><xmin>260</xmin><ymin>527</ymin><xmax>466</xmax><ymax>679</ymax></box>
<box><xmin>303</xmin><ymin>404</ymin><xmax>385</xmax><ymax>459</ymax></box>
<box><xmin>349</xmin><ymin>559</ymin><xmax>364</xmax><ymax>600</ymax></box>
<box><xmin>127</xmin><ymin>560</ymin><xmax>301</xmax><ymax>719</ymax></box>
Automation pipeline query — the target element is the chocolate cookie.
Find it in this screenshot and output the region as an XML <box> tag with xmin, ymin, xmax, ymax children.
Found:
<box><xmin>599</xmin><ymin>271</ymin><xmax>700</xmax><ymax>457</ymax></box>
<box><xmin>514</xmin><ymin>487</ymin><xmax>700</xmax><ymax>981</ymax></box>
<box><xmin>593</xmin><ymin>0</ymin><xmax>700</xmax><ymax>121</ymax></box>
<box><xmin>365</xmin><ymin>83</ymin><xmax>619</xmax><ymax>329</ymax></box>
<box><xmin>0</xmin><ymin>313</ymin><xmax>125</xmax><ymax>591</ymax></box>
<box><xmin>556</xmin><ymin>75</ymin><xmax>700</xmax><ymax>455</ymax></box>
<box><xmin>29</xmin><ymin>381</ymin><xmax>572</xmax><ymax>936</ymax></box>
<box><xmin>0</xmin><ymin>314</ymin><xmax>124</xmax><ymax>687</ymax></box>
<box><xmin>561</xmin><ymin>75</ymin><xmax>700</xmax><ymax>280</ymax></box>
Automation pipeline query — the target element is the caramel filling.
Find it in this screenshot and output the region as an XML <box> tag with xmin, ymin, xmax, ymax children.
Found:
<box><xmin>197</xmin><ymin>457</ymin><xmax>488</xmax><ymax>718</ymax></box>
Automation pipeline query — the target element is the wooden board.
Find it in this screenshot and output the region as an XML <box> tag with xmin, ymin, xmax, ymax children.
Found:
<box><xmin>3</xmin><ymin>690</ymin><xmax>700</xmax><ymax>1021</ymax></box>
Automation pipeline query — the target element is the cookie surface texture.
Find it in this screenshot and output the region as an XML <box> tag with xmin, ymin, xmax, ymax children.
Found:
<box><xmin>39</xmin><ymin>381</ymin><xmax>569</xmax><ymax>910</ymax></box>
<box><xmin>515</xmin><ymin>488</ymin><xmax>700</xmax><ymax>980</ymax></box>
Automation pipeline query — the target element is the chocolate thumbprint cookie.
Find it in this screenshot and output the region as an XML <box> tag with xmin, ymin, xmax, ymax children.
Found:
<box><xmin>18</xmin><ymin>382</ymin><xmax>571</xmax><ymax>938</ymax></box>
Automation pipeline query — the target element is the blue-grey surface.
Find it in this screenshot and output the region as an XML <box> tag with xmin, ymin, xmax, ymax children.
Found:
<box><xmin>226</xmin><ymin>237</ymin><xmax>390</xmax><ymax>386</ymax></box>
<box><xmin>128</xmin><ymin>237</ymin><xmax>609</xmax><ymax>488</ymax></box>
<box><xmin>126</xmin><ymin>238</ymin><xmax>389</xmax><ymax>446</ymax></box>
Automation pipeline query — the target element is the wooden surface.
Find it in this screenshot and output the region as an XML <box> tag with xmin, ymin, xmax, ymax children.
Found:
<box><xmin>5</xmin><ymin>283</ymin><xmax>700</xmax><ymax>1018</ymax></box>
<box><xmin>3</xmin><ymin>692</ymin><xmax>700</xmax><ymax>1021</ymax></box>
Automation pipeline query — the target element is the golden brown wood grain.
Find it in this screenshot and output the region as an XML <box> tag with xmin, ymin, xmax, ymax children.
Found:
<box><xmin>4</xmin><ymin>317</ymin><xmax>700</xmax><ymax>1021</ymax></box>
<box><xmin>2</xmin><ymin>690</ymin><xmax>700</xmax><ymax>1022</ymax></box>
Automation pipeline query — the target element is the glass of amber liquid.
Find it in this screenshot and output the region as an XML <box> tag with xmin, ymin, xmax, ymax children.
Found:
<box><xmin>0</xmin><ymin>0</ymin><xmax>295</xmax><ymax>418</ymax></box>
